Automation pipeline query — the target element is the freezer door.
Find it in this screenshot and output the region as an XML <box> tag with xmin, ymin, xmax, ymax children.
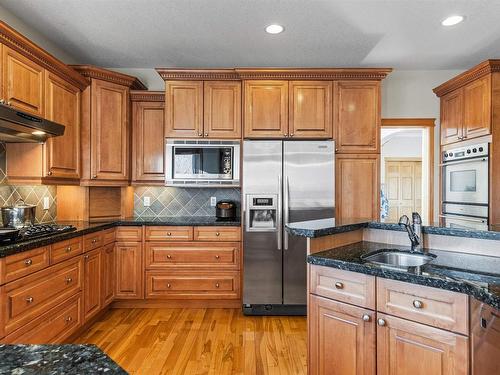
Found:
<box><xmin>283</xmin><ymin>141</ymin><xmax>335</xmax><ymax>305</ymax></box>
<box><xmin>243</xmin><ymin>141</ymin><xmax>283</xmax><ymax>305</ymax></box>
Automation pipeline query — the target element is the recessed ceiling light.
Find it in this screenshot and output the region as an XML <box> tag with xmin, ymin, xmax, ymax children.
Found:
<box><xmin>265</xmin><ymin>24</ymin><xmax>284</xmax><ymax>34</ymax></box>
<box><xmin>441</xmin><ymin>15</ymin><xmax>464</xmax><ymax>26</ymax></box>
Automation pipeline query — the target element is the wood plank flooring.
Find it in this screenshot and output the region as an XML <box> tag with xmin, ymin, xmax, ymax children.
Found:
<box><xmin>74</xmin><ymin>308</ymin><xmax>307</xmax><ymax>375</ymax></box>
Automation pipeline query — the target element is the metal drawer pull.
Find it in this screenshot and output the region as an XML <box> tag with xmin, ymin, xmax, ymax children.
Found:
<box><xmin>166</xmin><ymin>255</ymin><xmax>172</xmax><ymax>259</ymax></box>
<box><xmin>362</xmin><ymin>314</ymin><xmax>371</xmax><ymax>322</ymax></box>
<box><xmin>215</xmin><ymin>232</ymin><xmax>220</xmax><ymax>236</ymax></box>
<box><xmin>92</xmin><ymin>239</ymin><xmax>97</xmax><ymax>244</ymax></box>
<box><xmin>24</xmin><ymin>259</ymin><xmax>33</xmax><ymax>266</ymax></box>
<box><xmin>215</xmin><ymin>255</ymin><xmax>220</xmax><ymax>259</ymax></box>
<box><xmin>65</xmin><ymin>277</ymin><xmax>73</xmax><ymax>284</ymax></box>
<box><xmin>413</xmin><ymin>300</ymin><xmax>424</xmax><ymax>309</ymax></box>
<box><xmin>334</xmin><ymin>282</ymin><xmax>344</xmax><ymax>289</ymax></box>
<box><xmin>66</xmin><ymin>246</ymin><xmax>72</xmax><ymax>252</ymax></box>
<box><xmin>84</xmin><ymin>255</ymin><xmax>89</xmax><ymax>260</ymax></box>
<box><xmin>167</xmin><ymin>283</ymin><xmax>171</xmax><ymax>288</ymax></box>
<box><xmin>215</xmin><ymin>283</ymin><xmax>220</xmax><ymax>288</ymax></box>
<box><xmin>167</xmin><ymin>232</ymin><xmax>172</xmax><ymax>236</ymax></box>
<box><xmin>26</xmin><ymin>297</ymin><xmax>34</xmax><ymax>303</ymax></box>
<box><xmin>65</xmin><ymin>316</ymin><xmax>72</xmax><ymax>323</ymax></box>
<box><xmin>377</xmin><ymin>318</ymin><xmax>386</xmax><ymax>326</ymax></box>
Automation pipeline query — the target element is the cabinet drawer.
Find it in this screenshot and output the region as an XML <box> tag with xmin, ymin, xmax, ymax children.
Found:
<box><xmin>377</xmin><ymin>278</ymin><xmax>469</xmax><ymax>335</ymax></box>
<box><xmin>145</xmin><ymin>271</ymin><xmax>240</xmax><ymax>299</ymax></box>
<box><xmin>115</xmin><ymin>226</ymin><xmax>142</xmax><ymax>242</ymax></box>
<box><xmin>102</xmin><ymin>228</ymin><xmax>116</xmax><ymax>245</ymax></box>
<box><xmin>193</xmin><ymin>226</ymin><xmax>241</xmax><ymax>242</ymax></box>
<box><xmin>3</xmin><ymin>293</ymin><xmax>82</xmax><ymax>344</ymax></box>
<box><xmin>0</xmin><ymin>246</ymin><xmax>50</xmax><ymax>285</ymax></box>
<box><xmin>1</xmin><ymin>257</ymin><xmax>83</xmax><ymax>336</ymax></box>
<box><xmin>145</xmin><ymin>242</ymin><xmax>240</xmax><ymax>270</ymax></box>
<box><xmin>145</xmin><ymin>226</ymin><xmax>193</xmax><ymax>241</ymax></box>
<box><xmin>83</xmin><ymin>232</ymin><xmax>102</xmax><ymax>252</ymax></box>
<box><xmin>51</xmin><ymin>238</ymin><xmax>83</xmax><ymax>264</ymax></box>
<box><xmin>310</xmin><ymin>265</ymin><xmax>375</xmax><ymax>309</ymax></box>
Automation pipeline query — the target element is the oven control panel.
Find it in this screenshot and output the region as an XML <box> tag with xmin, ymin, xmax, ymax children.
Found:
<box><xmin>443</xmin><ymin>142</ymin><xmax>489</xmax><ymax>162</ymax></box>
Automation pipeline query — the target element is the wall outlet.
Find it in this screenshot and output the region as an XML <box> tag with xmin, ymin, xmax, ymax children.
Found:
<box><xmin>210</xmin><ymin>197</ymin><xmax>217</xmax><ymax>207</ymax></box>
<box><xmin>43</xmin><ymin>196</ymin><xmax>50</xmax><ymax>210</ymax></box>
<box><xmin>143</xmin><ymin>196</ymin><xmax>151</xmax><ymax>207</ymax></box>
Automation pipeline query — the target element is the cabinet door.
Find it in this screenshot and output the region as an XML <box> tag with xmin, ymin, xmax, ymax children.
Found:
<box><xmin>289</xmin><ymin>81</ymin><xmax>332</xmax><ymax>138</ymax></box>
<box><xmin>464</xmin><ymin>76</ymin><xmax>491</xmax><ymax>140</ymax></box>
<box><xmin>115</xmin><ymin>242</ymin><xmax>143</xmax><ymax>299</ymax></box>
<box><xmin>132</xmin><ymin>100</ymin><xmax>165</xmax><ymax>183</ymax></box>
<box><xmin>83</xmin><ymin>248</ymin><xmax>102</xmax><ymax>321</ymax></box>
<box><xmin>204</xmin><ymin>81</ymin><xmax>241</xmax><ymax>138</ymax></box>
<box><xmin>336</xmin><ymin>154</ymin><xmax>380</xmax><ymax>220</ymax></box>
<box><xmin>91</xmin><ymin>79</ymin><xmax>129</xmax><ymax>181</ymax></box>
<box><xmin>2</xmin><ymin>46</ymin><xmax>44</xmax><ymax>116</ymax></box>
<box><xmin>441</xmin><ymin>89</ymin><xmax>464</xmax><ymax>145</ymax></box>
<box><xmin>165</xmin><ymin>80</ymin><xmax>203</xmax><ymax>138</ymax></box>
<box><xmin>377</xmin><ymin>313</ymin><xmax>468</xmax><ymax>375</ymax></box>
<box><xmin>309</xmin><ymin>295</ymin><xmax>376</xmax><ymax>375</ymax></box>
<box><xmin>244</xmin><ymin>80</ymin><xmax>288</xmax><ymax>138</ymax></box>
<box><xmin>101</xmin><ymin>243</ymin><xmax>115</xmax><ymax>307</ymax></box>
<box><xmin>334</xmin><ymin>81</ymin><xmax>380</xmax><ymax>153</ymax></box>
<box><xmin>44</xmin><ymin>71</ymin><xmax>81</xmax><ymax>180</ymax></box>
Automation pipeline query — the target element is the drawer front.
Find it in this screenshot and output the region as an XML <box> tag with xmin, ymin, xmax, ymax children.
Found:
<box><xmin>310</xmin><ymin>265</ymin><xmax>375</xmax><ymax>309</ymax></box>
<box><xmin>145</xmin><ymin>242</ymin><xmax>240</xmax><ymax>270</ymax></box>
<box><xmin>102</xmin><ymin>228</ymin><xmax>116</xmax><ymax>245</ymax></box>
<box><xmin>193</xmin><ymin>226</ymin><xmax>241</xmax><ymax>242</ymax></box>
<box><xmin>3</xmin><ymin>294</ymin><xmax>82</xmax><ymax>344</ymax></box>
<box><xmin>377</xmin><ymin>278</ymin><xmax>469</xmax><ymax>335</ymax></box>
<box><xmin>83</xmin><ymin>232</ymin><xmax>103</xmax><ymax>252</ymax></box>
<box><xmin>145</xmin><ymin>271</ymin><xmax>240</xmax><ymax>299</ymax></box>
<box><xmin>2</xmin><ymin>257</ymin><xmax>83</xmax><ymax>335</ymax></box>
<box><xmin>115</xmin><ymin>226</ymin><xmax>142</xmax><ymax>242</ymax></box>
<box><xmin>145</xmin><ymin>226</ymin><xmax>193</xmax><ymax>241</ymax></box>
<box><xmin>1</xmin><ymin>246</ymin><xmax>50</xmax><ymax>284</ymax></box>
<box><xmin>51</xmin><ymin>238</ymin><xmax>83</xmax><ymax>264</ymax></box>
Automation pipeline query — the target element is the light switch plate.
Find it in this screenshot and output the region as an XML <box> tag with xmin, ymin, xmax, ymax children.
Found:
<box><xmin>144</xmin><ymin>196</ymin><xmax>151</xmax><ymax>207</ymax></box>
<box><xmin>43</xmin><ymin>196</ymin><xmax>50</xmax><ymax>210</ymax></box>
<box><xmin>210</xmin><ymin>197</ymin><xmax>217</xmax><ymax>207</ymax></box>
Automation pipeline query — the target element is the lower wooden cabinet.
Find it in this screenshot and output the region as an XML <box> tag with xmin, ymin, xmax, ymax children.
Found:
<box><xmin>83</xmin><ymin>248</ymin><xmax>102</xmax><ymax>321</ymax></box>
<box><xmin>115</xmin><ymin>242</ymin><xmax>143</xmax><ymax>299</ymax></box>
<box><xmin>377</xmin><ymin>313</ymin><xmax>469</xmax><ymax>375</ymax></box>
<box><xmin>309</xmin><ymin>294</ymin><xmax>376</xmax><ymax>375</ymax></box>
<box><xmin>101</xmin><ymin>243</ymin><xmax>115</xmax><ymax>307</ymax></box>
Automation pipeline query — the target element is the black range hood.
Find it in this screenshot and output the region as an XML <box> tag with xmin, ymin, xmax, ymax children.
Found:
<box><xmin>0</xmin><ymin>103</ymin><xmax>65</xmax><ymax>143</ymax></box>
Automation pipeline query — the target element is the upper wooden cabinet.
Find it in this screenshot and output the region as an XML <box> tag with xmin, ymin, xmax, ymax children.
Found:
<box><xmin>334</xmin><ymin>81</ymin><xmax>380</xmax><ymax>153</ymax></box>
<box><xmin>71</xmin><ymin>65</ymin><xmax>146</xmax><ymax>186</ymax></box>
<box><xmin>131</xmin><ymin>91</ymin><xmax>165</xmax><ymax>184</ymax></box>
<box><xmin>440</xmin><ymin>89</ymin><xmax>464</xmax><ymax>145</ymax></box>
<box><xmin>463</xmin><ymin>75</ymin><xmax>491</xmax><ymax>139</ymax></box>
<box><xmin>204</xmin><ymin>81</ymin><xmax>241</xmax><ymax>138</ymax></box>
<box><xmin>244</xmin><ymin>80</ymin><xmax>289</xmax><ymax>138</ymax></box>
<box><xmin>165</xmin><ymin>80</ymin><xmax>203</xmax><ymax>138</ymax></box>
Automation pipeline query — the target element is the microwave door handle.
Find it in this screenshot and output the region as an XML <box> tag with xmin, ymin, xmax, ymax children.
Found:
<box><xmin>277</xmin><ymin>176</ymin><xmax>282</xmax><ymax>251</ymax></box>
<box><xmin>440</xmin><ymin>157</ymin><xmax>488</xmax><ymax>167</ymax></box>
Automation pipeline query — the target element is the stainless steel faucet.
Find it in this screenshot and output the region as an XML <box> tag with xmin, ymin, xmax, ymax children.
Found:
<box><xmin>398</xmin><ymin>212</ymin><xmax>424</xmax><ymax>252</ymax></box>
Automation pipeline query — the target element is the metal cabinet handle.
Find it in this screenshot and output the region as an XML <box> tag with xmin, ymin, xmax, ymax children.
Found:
<box><xmin>215</xmin><ymin>283</ymin><xmax>220</xmax><ymax>288</ymax></box>
<box><xmin>166</xmin><ymin>255</ymin><xmax>172</xmax><ymax>259</ymax></box>
<box><xmin>204</xmin><ymin>133</ymin><xmax>209</xmax><ymax>137</ymax></box>
<box><xmin>377</xmin><ymin>318</ymin><xmax>386</xmax><ymax>326</ymax></box>
<box><xmin>84</xmin><ymin>255</ymin><xmax>89</xmax><ymax>260</ymax></box>
<box><xmin>215</xmin><ymin>232</ymin><xmax>220</xmax><ymax>236</ymax></box>
<box><xmin>198</xmin><ymin>132</ymin><xmax>203</xmax><ymax>137</ymax></box>
<box><xmin>215</xmin><ymin>255</ymin><xmax>220</xmax><ymax>259</ymax></box>
<box><xmin>167</xmin><ymin>232</ymin><xmax>172</xmax><ymax>236</ymax></box>
<box><xmin>26</xmin><ymin>297</ymin><xmax>34</xmax><ymax>303</ymax></box>
<box><xmin>290</xmin><ymin>133</ymin><xmax>294</xmax><ymax>137</ymax></box>
<box><xmin>284</xmin><ymin>133</ymin><xmax>288</xmax><ymax>137</ymax></box>
<box><xmin>7</xmin><ymin>101</ymin><xmax>11</xmax><ymax>106</ymax></box>
<box><xmin>334</xmin><ymin>282</ymin><xmax>344</xmax><ymax>289</ymax></box>
<box><xmin>362</xmin><ymin>314</ymin><xmax>371</xmax><ymax>322</ymax></box>
<box><xmin>65</xmin><ymin>277</ymin><xmax>73</xmax><ymax>284</ymax></box>
<box><xmin>413</xmin><ymin>300</ymin><xmax>424</xmax><ymax>309</ymax></box>
<box><xmin>92</xmin><ymin>175</ymin><xmax>97</xmax><ymax>179</ymax></box>
<box><xmin>47</xmin><ymin>171</ymin><xmax>52</xmax><ymax>176</ymax></box>
<box><xmin>167</xmin><ymin>283</ymin><xmax>171</xmax><ymax>288</ymax></box>
<box><xmin>66</xmin><ymin>246</ymin><xmax>72</xmax><ymax>253</ymax></box>
<box><xmin>0</xmin><ymin>99</ymin><xmax>4</xmax><ymax>104</ymax></box>
<box><xmin>65</xmin><ymin>316</ymin><xmax>72</xmax><ymax>323</ymax></box>
<box><xmin>24</xmin><ymin>259</ymin><xmax>33</xmax><ymax>266</ymax></box>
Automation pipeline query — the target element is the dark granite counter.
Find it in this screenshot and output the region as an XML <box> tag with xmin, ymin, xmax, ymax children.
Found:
<box><xmin>308</xmin><ymin>241</ymin><xmax>500</xmax><ymax>309</ymax></box>
<box><xmin>0</xmin><ymin>344</ymin><xmax>126</xmax><ymax>374</ymax></box>
<box><xmin>286</xmin><ymin>217</ymin><xmax>500</xmax><ymax>241</ymax></box>
<box><xmin>0</xmin><ymin>216</ymin><xmax>240</xmax><ymax>258</ymax></box>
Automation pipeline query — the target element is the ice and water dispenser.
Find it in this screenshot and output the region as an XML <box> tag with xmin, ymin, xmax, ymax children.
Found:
<box><xmin>245</xmin><ymin>195</ymin><xmax>278</xmax><ymax>231</ymax></box>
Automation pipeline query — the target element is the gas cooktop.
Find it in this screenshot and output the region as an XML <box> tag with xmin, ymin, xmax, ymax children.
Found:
<box><xmin>0</xmin><ymin>224</ymin><xmax>76</xmax><ymax>243</ymax></box>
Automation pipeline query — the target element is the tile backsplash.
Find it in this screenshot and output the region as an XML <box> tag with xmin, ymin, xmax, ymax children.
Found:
<box><xmin>0</xmin><ymin>143</ymin><xmax>57</xmax><ymax>224</ymax></box>
<box><xmin>134</xmin><ymin>186</ymin><xmax>241</xmax><ymax>218</ymax></box>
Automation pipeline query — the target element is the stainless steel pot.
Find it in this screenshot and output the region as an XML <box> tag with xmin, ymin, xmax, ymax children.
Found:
<box><xmin>1</xmin><ymin>199</ymin><xmax>36</xmax><ymax>228</ymax></box>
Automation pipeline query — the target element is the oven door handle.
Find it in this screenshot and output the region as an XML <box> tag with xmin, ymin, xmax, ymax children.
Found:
<box><xmin>439</xmin><ymin>214</ymin><xmax>488</xmax><ymax>224</ymax></box>
<box><xmin>440</xmin><ymin>157</ymin><xmax>488</xmax><ymax>167</ymax></box>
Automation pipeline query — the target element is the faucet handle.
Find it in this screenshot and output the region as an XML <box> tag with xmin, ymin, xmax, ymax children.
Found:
<box><xmin>412</xmin><ymin>212</ymin><xmax>422</xmax><ymax>224</ymax></box>
<box><xmin>398</xmin><ymin>215</ymin><xmax>410</xmax><ymax>227</ymax></box>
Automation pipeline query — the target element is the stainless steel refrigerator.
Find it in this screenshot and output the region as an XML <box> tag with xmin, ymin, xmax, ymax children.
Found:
<box><xmin>242</xmin><ymin>140</ymin><xmax>335</xmax><ymax>315</ymax></box>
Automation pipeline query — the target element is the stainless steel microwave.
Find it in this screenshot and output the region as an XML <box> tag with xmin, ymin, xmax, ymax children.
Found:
<box><xmin>165</xmin><ymin>139</ymin><xmax>240</xmax><ymax>187</ymax></box>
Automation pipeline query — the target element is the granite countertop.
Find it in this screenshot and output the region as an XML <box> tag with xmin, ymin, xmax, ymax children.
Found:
<box><xmin>0</xmin><ymin>344</ymin><xmax>126</xmax><ymax>374</ymax></box>
<box><xmin>286</xmin><ymin>217</ymin><xmax>500</xmax><ymax>241</ymax></box>
<box><xmin>308</xmin><ymin>241</ymin><xmax>500</xmax><ymax>309</ymax></box>
<box><xmin>0</xmin><ymin>216</ymin><xmax>241</xmax><ymax>258</ymax></box>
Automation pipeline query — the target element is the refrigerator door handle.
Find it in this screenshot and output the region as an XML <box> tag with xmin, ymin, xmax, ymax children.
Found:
<box><xmin>277</xmin><ymin>175</ymin><xmax>283</xmax><ymax>250</ymax></box>
<box><xmin>284</xmin><ymin>176</ymin><xmax>290</xmax><ymax>250</ymax></box>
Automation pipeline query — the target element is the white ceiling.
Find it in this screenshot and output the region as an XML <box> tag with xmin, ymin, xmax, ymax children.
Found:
<box><xmin>2</xmin><ymin>0</ymin><xmax>500</xmax><ymax>69</ymax></box>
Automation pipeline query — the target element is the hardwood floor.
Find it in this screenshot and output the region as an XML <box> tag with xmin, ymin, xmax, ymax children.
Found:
<box><xmin>73</xmin><ymin>308</ymin><xmax>307</xmax><ymax>375</ymax></box>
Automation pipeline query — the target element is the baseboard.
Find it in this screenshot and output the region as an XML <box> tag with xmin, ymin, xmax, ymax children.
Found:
<box><xmin>111</xmin><ymin>298</ymin><xmax>242</xmax><ymax>309</ymax></box>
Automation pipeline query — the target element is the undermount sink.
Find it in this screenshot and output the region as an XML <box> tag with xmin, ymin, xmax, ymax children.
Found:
<box><xmin>362</xmin><ymin>249</ymin><xmax>436</xmax><ymax>270</ymax></box>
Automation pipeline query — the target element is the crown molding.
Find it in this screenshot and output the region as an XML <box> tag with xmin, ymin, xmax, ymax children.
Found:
<box><xmin>155</xmin><ymin>67</ymin><xmax>393</xmax><ymax>81</ymax></box>
<box><xmin>0</xmin><ymin>21</ymin><xmax>89</xmax><ymax>90</ymax></box>
<box><xmin>433</xmin><ymin>60</ymin><xmax>500</xmax><ymax>97</ymax></box>
<box><xmin>70</xmin><ymin>65</ymin><xmax>148</xmax><ymax>90</ymax></box>
<box><xmin>130</xmin><ymin>90</ymin><xmax>165</xmax><ymax>102</ymax></box>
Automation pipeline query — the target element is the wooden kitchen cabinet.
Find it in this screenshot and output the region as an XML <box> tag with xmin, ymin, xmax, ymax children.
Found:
<box><xmin>244</xmin><ymin>80</ymin><xmax>288</xmax><ymax>138</ymax></box>
<box><xmin>165</xmin><ymin>80</ymin><xmax>203</xmax><ymax>138</ymax></box>
<box><xmin>377</xmin><ymin>313</ymin><xmax>468</xmax><ymax>375</ymax></box>
<box><xmin>463</xmin><ymin>75</ymin><xmax>491</xmax><ymax>139</ymax></box>
<box><xmin>440</xmin><ymin>89</ymin><xmax>464</xmax><ymax>145</ymax></box>
<box><xmin>336</xmin><ymin>154</ymin><xmax>380</xmax><ymax>220</ymax></box>
<box><xmin>309</xmin><ymin>294</ymin><xmax>376</xmax><ymax>375</ymax></box>
<box><xmin>204</xmin><ymin>81</ymin><xmax>241</xmax><ymax>138</ymax></box>
<box><xmin>289</xmin><ymin>81</ymin><xmax>332</xmax><ymax>138</ymax></box>
<box><xmin>334</xmin><ymin>81</ymin><xmax>380</xmax><ymax>153</ymax></box>
<box><xmin>115</xmin><ymin>242</ymin><xmax>143</xmax><ymax>299</ymax></box>
<box><xmin>131</xmin><ymin>91</ymin><xmax>165</xmax><ymax>184</ymax></box>
<box><xmin>83</xmin><ymin>248</ymin><xmax>102</xmax><ymax>321</ymax></box>
<box><xmin>101</xmin><ymin>243</ymin><xmax>115</xmax><ymax>307</ymax></box>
